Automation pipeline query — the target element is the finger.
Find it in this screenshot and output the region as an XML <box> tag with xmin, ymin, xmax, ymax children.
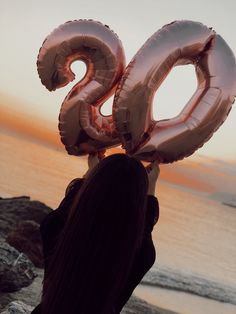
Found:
<box><xmin>145</xmin><ymin>163</ymin><xmax>152</xmax><ymax>173</ymax></box>
<box><xmin>98</xmin><ymin>150</ymin><xmax>106</xmax><ymax>160</ymax></box>
<box><xmin>88</xmin><ymin>153</ymin><xmax>99</xmax><ymax>168</ymax></box>
<box><xmin>88</xmin><ymin>152</ymin><xmax>96</xmax><ymax>161</ymax></box>
<box><xmin>152</xmin><ymin>160</ymin><xmax>160</xmax><ymax>171</ymax></box>
<box><xmin>88</xmin><ymin>153</ymin><xmax>94</xmax><ymax>164</ymax></box>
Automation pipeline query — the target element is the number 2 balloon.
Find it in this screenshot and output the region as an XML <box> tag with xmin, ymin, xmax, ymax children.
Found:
<box><xmin>37</xmin><ymin>20</ymin><xmax>236</xmax><ymax>163</ymax></box>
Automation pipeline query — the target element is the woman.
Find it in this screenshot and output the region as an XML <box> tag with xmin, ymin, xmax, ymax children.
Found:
<box><xmin>31</xmin><ymin>153</ymin><xmax>160</xmax><ymax>314</ymax></box>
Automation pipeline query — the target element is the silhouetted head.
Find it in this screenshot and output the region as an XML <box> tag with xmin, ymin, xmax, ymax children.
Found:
<box><xmin>42</xmin><ymin>153</ymin><xmax>148</xmax><ymax>314</ymax></box>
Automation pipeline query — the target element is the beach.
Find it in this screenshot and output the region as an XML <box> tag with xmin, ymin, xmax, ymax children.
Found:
<box><xmin>0</xmin><ymin>129</ymin><xmax>236</xmax><ymax>313</ymax></box>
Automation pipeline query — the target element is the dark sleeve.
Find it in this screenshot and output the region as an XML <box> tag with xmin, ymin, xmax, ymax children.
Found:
<box><xmin>114</xmin><ymin>196</ymin><xmax>159</xmax><ymax>313</ymax></box>
<box><xmin>40</xmin><ymin>178</ymin><xmax>84</xmax><ymax>272</ymax></box>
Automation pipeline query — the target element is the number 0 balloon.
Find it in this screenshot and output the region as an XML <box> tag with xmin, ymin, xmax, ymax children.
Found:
<box><xmin>37</xmin><ymin>20</ymin><xmax>236</xmax><ymax>163</ymax></box>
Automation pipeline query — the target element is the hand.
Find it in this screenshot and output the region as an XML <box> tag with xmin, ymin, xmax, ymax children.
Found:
<box><xmin>83</xmin><ymin>150</ymin><xmax>106</xmax><ymax>178</ymax></box>
<box><xmin>146</xmin><ymin>160</ymin><xmax>160</xmax><ymax>196</ymax></box>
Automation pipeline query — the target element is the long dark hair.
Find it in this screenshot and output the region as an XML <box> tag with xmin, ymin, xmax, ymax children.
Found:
<box><xmin>41</xmin><ymin>154</ymin><xmax>148</xmax><ymax>314</ymax></box>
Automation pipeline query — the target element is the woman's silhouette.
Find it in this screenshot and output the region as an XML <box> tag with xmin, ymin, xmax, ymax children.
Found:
<box><xmin>31</xmin><ymin>153</ymin><xmax>159</xmax><ymax>314</ymax></box>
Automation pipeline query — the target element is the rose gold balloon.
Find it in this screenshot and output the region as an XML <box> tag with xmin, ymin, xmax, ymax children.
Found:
<box><xmin>113</xmin><ymin>20</ymin><xmax>236</xmax><ymax>163</ymax></box>
<box><xmin>37</xmin><ymin>20</ymin><xmax>125</xmax><ymax>155</ymax></box>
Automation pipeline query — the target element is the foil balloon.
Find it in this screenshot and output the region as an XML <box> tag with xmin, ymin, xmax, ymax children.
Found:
<box><xmin>37</xmin><ymin>20</ymin><xmax>236</xmax><ymax>162</ymax></box>
<box><xmin>113</xmin><ymin>20</ymin><xmax>236</xmax><ymax>163</ymax></box>
<box><xmin>37</xmin><ymin>20</ymin><xmax>125</xmax><ymax>155</ymax></box>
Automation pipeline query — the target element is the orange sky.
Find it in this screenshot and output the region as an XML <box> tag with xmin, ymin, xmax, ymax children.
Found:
<box><xmin>1</xmin><ymin>103</ymin><xmax>62</xmax><ymax>150</ymax></box>
<box><xmin>1</xmin><ymin>101</ymin><xmax>218</xmax><ymax>193</ymax></box>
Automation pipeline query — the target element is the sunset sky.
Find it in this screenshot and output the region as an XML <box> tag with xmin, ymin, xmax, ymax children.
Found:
<box><xmin>1</xmin><ymin>0</ymin><xmax>236</xmax><ymax>160</ymax></box>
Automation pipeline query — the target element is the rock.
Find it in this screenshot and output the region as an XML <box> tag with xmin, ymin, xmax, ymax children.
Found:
<box><xmin>0</xmin><ymin>196</ymin><xmax>52</xmax><ymax>239</ymax></box>
<box><xmin>0</xmin><ymin>268</ymin><xmax>43</xmax><ymax>311</ymax></box>
<box><xmin>6</xmin><ymin>220</ymin><xmax>44</xmax><ymax>268</ymax></box>
<box><xmin>0</xmin><ymin>240</ymin><xmax>36</xmax><ymax>292</ymax></box>
<box><xmin>0</xmin><ymin>300</ymin><xmax>33</xmax><ymax>314</ymax></box>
